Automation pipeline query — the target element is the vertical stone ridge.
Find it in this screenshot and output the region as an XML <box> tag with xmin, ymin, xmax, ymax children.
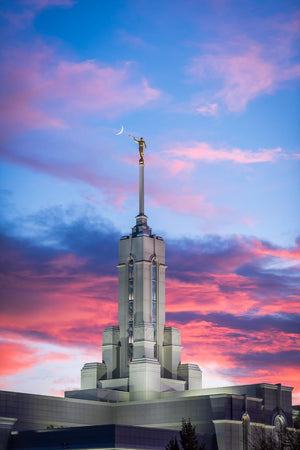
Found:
<box><xmin>139</xmin><ymin>162</ymin><xmax>144</xmax><ymax>216</ymax></box>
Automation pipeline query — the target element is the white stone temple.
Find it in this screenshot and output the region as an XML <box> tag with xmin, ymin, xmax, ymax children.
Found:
<box><xmin>71</xmin><ymin>145</ymin><xmax>202</xmax><ymax>403</ymax></box>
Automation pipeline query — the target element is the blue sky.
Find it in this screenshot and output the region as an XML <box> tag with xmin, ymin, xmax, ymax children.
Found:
<box><xmin>0</xmin><ymin>0</ymin><xmax>299</xmax><ymax>401</ymax></box>
<box><xmin>0</xmin><ymin>0</ymin><xmax>299</xmax><ymax>245</ymax></box>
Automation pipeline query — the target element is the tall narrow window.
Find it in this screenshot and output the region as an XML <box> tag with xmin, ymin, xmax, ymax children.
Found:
<box><xmin>128</xmin><ymin>259</ymin><xmax>134</xmax><ymax>362</ymax></box>
<box><xmin>152</xmin><ymin>259</ymin><xmax>157</xmax><ymax>339</ymax></box>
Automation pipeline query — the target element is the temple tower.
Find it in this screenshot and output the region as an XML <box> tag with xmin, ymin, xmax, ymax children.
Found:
<box><xmin>79</xmin><ymin>139</ymin><xmax>202</xmax><ymax>401</ymax></box>
<box><xmin>117</xmin><ymin>160</ymin><xmax>167</xmax><ymax>377</ymax></box>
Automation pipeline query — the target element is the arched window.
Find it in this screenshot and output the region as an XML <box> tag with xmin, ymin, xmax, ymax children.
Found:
<box><xmin>274</xmin><ymin>414</ymin><xmax>286</xmax><ymax>430</ymax></box>
<box><xmin>274</xmin><ymin>414</ymin><xmax>286</xmax><ymax>447</ymax></box>
<box><xmin>128</xmin><ymin>259</ymin><xmax>134</xmax><ymax>362</ymax></box>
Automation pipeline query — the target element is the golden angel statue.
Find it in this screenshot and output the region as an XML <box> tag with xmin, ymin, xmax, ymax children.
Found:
<box><xmin>132</xmin><ymin>136</ymin><xmax>147</xmax><ymax>164</ymax></box>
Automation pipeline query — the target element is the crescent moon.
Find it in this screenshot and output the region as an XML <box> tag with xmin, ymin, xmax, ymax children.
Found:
<box><xmin>115</xmin><ymin>125</ymin><xmax>124</xmax><ymax>135</ymax></box>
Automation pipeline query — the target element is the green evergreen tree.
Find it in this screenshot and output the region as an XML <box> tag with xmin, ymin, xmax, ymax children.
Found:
<box><xmin>166</xmin><ymin>436</ymin><xmax>180</xmax><ymax>450</ymax></box>
<box><xmin>165</xmin><ymin>419</ymin><xmax>205</xmax><ymax>450</ymax></box>
<box><xmin>180</xmin><ymin>419</ymin><xmax>199</xmax><ymax>450</ymax></box>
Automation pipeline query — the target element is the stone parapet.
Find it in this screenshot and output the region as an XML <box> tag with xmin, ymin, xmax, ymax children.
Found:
<box><xmin>81</xmin><ymin>362</ymin><xmax>107</xmax><ymax>390</ymax></box>
<box><xmin>177</xmin><ymin>363</ymin><xmax>202</xmax><ymax>390</ymax></box>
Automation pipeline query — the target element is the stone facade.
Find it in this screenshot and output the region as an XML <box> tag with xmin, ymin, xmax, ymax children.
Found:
<box><xmin>73</xmin><ymin>195</ymin><xmax>202</xmax><ymax>401</ymax></box>
<box><xmin>0</xmin><ymin>383</ymin><xmax>294</xmax><ymax>450</ymax></box>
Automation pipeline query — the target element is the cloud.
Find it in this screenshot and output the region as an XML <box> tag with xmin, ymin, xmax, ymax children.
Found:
<box><xmin>167</xmin><ymin>317</ymin><xmax>300</xmax><ymax>398</ymax></box>
<box><xmin>235</xmin><ymin>349</ymin><xmax>300</xmax><ymax>366</ymax></box>
<box><xmin>223</xmin><ymin>351</ymin><xmax>300</xmax><ymax>395</ymax></box>
<box><xmin>0</xmin><ymin>340</ymin><xmax>71</xmax><ymax>376</ymax></box>
<box><xmin>0</xmin><ymin>210</ymin><xmax>120</xmax><ymax>351</ymax></box>
<box><xmin>163</xmin><ymin>234</ymin><xmax>300</xmax><ymax>330</ymax></box>
<box><xmin>0</xmin><ymin>208</ymin><xmax>299</xmax><ymax>399</ymax></box>
<box><xmin>164</xmin><ymin>143</ymin><xmax>282</xmax><ymax>168</ymax></box>
<box><xmin>188</xmin><ymin>14</ymin><xmax>300</xmax><ymax>111</ymax></box>
<box><xmin>146</xmin><ymin>142</ymin><xmax>285</xmax><ymax>179</ymax></box>
<box><xmin>148</xmin><ymin>187</ymin><xmax>218</xmax><ymax>217</ymax></box>
<box><xmin>196</xmin><ymin>103</ymin><xmax>218</xmax><ymax>116</ymax></box>
<box><xmin>167</xmin><ymin>311</ymin><xmax>300</xmax><ymax>334</ymax></box>
<box><xmin>163</xmin><ymin>233</ymin><xmax>300</xmax><ymax>395</ymax></box>
<box><xmin>117</xmin><ymin>30</ymin><xmax>150</xmax><ymax>48</ymax></box>
<box><xmin>0</xmin><ymin>43</ymin><xmax>161</xmax><ymax>134</ymax></box>
<box><xmin>0</xmin><ymin>341</ymin><xmax>40</xmax><ymax>376</ymax></box>
<box><xmin>251</xmin><ymin>238</ymin><xmax>300</xmax><ymax>262</ymax></box>
<box><xmin>1</xmin><ymin>0</ymin><xmax>76</xmax><ymax>29</ymax></box>
<box><xmin>0</xmin><ymin>143</ymin><xmax>136</xmax><ymax>210</ymax></box>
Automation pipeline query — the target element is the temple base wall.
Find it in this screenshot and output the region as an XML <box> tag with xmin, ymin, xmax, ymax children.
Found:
<box><xmin>129</xmin><ymin>358</ymin><xmax>161</xmax><ymax>401</ymax></box>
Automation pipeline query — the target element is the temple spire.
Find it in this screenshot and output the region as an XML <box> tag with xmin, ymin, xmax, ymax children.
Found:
<box><xmin>130</xmin><ymin>136</ymin><xmax>151</xmax><ymax>236</ymax></box>
<box><xmin>130</xmin><ymin>135</ymin><xmax>147</xmax><ymax>216</ymax></box>
<box><xmin>139</xmin><ymin>162</ymin><xmax>144</xmax><ymax>215</ymax></box>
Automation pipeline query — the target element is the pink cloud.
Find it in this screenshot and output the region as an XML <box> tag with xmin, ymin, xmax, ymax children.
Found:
<box><xmin>147</xmin><ymin>142</ymin><xmax>282</xmax><ymax>188</ymax></box>
<box><xmin>1</xmin><ymin>269</ymin><xmax>119</xmax><ymax>347</ymax></box>
<box><xmin>165</xmin><ymin>236</ymin><xmax>300</xmax><ymax>317</ymax></box>
<box><xmin>0</xmin><ymin>341</ymin><xmax>71</xmax><ymax>376</ymax></box>
<box><xmin>51</xmin><ymin>60</ymin><xmax>160</xmax><ymax>114</ymax></box>
<box><xmin>241</xmin><ymin>216</ymin><xmax>257</xmax><ymax>228</ymax></box>
<box><xmin>167</xmin><ymin>143</ymin><xmax>282</xmax><ymax>164</ymax></box>
<box><xmin>124</xmin><ymin>153</ymin><xmax>195</xmax><ymax>178</ymax></box>
<box><xmin>106</xmin><ymin>154</ymin><xmax>219</xmax><ymax>217</ymax></box>
<box><xmin>166</xmin><ymin>274</ymin><xmax>259</xmax><ymax>316</ymax></box>
<box><xmin>124</xmin><ymin>145</ymin><xmax>284</xmax><ymax>222</ymax></box>
<box><xmin>177</xmin><ymin>322</ymin><xmax>299</xmax><ymax>362</ymax></box>
<box><xmin>167</xmin><ymin>316</ymin><xmax>299</xmax><ymax>397</ymax></box>
<box><xmin>196</xmin><ymin>103</ymin><xmax>218</xmax><ymax>116</ymax></box>
<box><xmin>188</xmin><ymin>15</ymin><xmax>300</xmax><ymax>112</ymax></box>
<box><xmin>0</xmin><ymin>45</ymin><xmax>161</xmax><ymax>133</ymax></box>
<box><xmin>211</xmin><ymin>45</ymin><xmax>280</xmax><ymax>111</ymax></box>
<box><xmin>0</xmin><ymin>146</ymin><xmax>135</xmax><ymax>210</ymax></box>
<box><xmin>0</xmin><ymin>341</ymin><xmax>40</xmax><ymax>376</ymax></box>
<box><xmin>151</xmin><ymin>142</ymin><xmax>283</xmax><ymax>176</ymax></box>
<box><xmin>0</xmin><ymin>238</ymin><xmax>119</xmax><ymax>347</ymax></box>
<box><xmin>252</xmin><ymin>238</ymin><xmax>300</xmax><ymax>262</ymax></box>
<box><xmin>168</xmin><ymin>320</ymin><xmax>300</xmax><ymax>398</ymax></box>
<box><xmin>177</xmin><ymin>322</ymin><xmax>300</xmax><ymax>401</ymax></box>
<box><xmin>149</xmin><ymin>190</ymin><xmax>217</xmax><ymax>216</ymax></box>
<box><xmin>233</xmin><ymin>366</ymin><xmax>300</xmax><ymax>404</ymax></box>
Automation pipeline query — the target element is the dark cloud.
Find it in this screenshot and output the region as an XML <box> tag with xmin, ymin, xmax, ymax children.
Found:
<box><xmin>232</xmin><ymin>350</ymin><xmax>300</xmax><ymax>368</ymax></box>
<box><xmin>0</xmin><ymin>208</ymin><xmax>120</xmax><ymax>328</ymax></box>
<box><xmin>0</xmin><ymin>206</ymin><xmax>119</xmax><ymax>277</ymax></box>
<box><xmin>0</xmin><ymin>325</ymin><xmax>105</xmax><ymax>350</ymax></box>
<box><xmin>166</xmin><ymin>311</ymin><xmax>300</xmax><ymax>334</ymax></box>
<box><xmin>166</xmin><ymin>311</ymin><xmax>201</xmax><ymax>324</ymax></box>
<box><xmin>1</xmin><ymin>207</ymin><xmax>299</xmax><ymax>388</ymax></box>
<box><xmin>0</xmin><ymin>231</ymin><xmax>58</xmax><ymax>276</ymax></box>
<box><xmin>1</xmin><ymin>208</ymin><xmax>299</xmax><ymax>321</ymax></box>
<box><xmin>166</xmin><ymin>235</ymin><xmax>249</xmax><ymax>274</ymax></box>
<box><xmin>165</xmin><ymin>235</ymin><xmax>300</xmax><ymax>303</ymax></box>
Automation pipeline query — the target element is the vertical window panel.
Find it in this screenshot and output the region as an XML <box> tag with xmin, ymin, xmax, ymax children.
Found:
<box><xmin>152</xmin><ymin>260</ymin><xmax>157</xmax><ymax>339</ymax></box>
<box><xmin>128</xmin><ymin>259</ymin><xmax>134</xmax><ymax>363</ymax></box>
